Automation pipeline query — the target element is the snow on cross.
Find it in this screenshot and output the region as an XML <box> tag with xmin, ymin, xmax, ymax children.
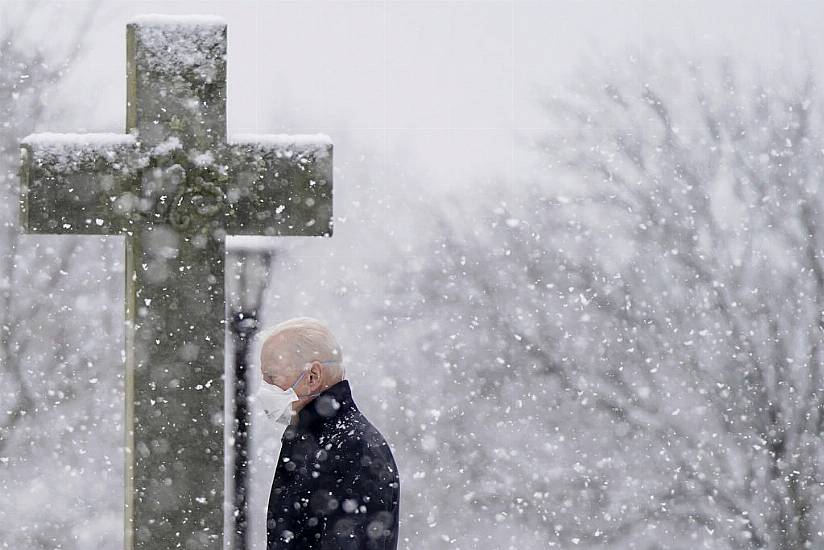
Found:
<box><xmin>17</xmin><ymin>14</ymin><xmax>333</xmax><ymax>550</ymax></box>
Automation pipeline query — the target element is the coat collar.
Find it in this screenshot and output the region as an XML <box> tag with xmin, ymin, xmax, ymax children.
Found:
<box><xmin>292</xmin><ymin>379</ymin><xmax>357</xmax><ymax>435</ymax></box>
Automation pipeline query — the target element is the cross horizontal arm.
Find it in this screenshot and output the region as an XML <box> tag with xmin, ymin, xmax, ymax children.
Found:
<box><xmin>19</xmin><ymin>133</ymin><xmax>142</xmax><ymax>235</ymax></box>
<box><xmin>226</xmin><ymin>134</ymin><xmax>333</xmax><ymax>237</ymax></box>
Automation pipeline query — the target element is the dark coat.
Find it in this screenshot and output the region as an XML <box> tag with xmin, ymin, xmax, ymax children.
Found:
<box><xmin>267</xmin><ymin>379</ymin><xmax>400</xmax><ymax>550</ymax></box>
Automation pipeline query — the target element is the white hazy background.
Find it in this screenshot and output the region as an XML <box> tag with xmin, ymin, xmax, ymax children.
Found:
<box><xmin>4</xmin><ymin>1</ymin><xmax>824</xmax><ymax>550</ymax></box>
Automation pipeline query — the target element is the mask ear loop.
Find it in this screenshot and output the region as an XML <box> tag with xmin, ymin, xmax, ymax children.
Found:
<box><xmin>292</xmin><ymin>359</ymin><xmax>341</xmax><ymax>398</ymax></box>
<box><xmin>289</xmin><ymin>368</ymin><xmax>310</xmax><ymax>392</ymax></box>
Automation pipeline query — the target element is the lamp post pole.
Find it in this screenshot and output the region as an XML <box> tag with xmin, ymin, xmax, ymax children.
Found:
<box><xmin>230</xmin><ymin>310</ymin><xmax>258</xmax><ymax>550</ymax></box>
<box><xmin>227</xmin><ymin>240</ymin><xmax>276</xmax><ymax>550</ymax></box>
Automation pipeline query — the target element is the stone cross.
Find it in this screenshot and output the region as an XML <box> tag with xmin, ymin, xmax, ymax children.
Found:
<box><xmin>18</xmin><ymin>14</ymin><xmax>332</xmax><ymax>549</ymax></box>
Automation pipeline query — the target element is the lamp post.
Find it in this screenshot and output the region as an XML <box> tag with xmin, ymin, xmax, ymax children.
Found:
<box><xmin>227</xmin><ymin>237</ymin><xmax>276</xmax><ymax>550</ymax></box>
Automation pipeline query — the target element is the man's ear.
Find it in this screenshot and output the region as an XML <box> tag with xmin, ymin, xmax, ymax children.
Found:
<box><xmin>308</xmin><ymin>360</ymin><xmax>323</xmax><ymax>388</ymax></box>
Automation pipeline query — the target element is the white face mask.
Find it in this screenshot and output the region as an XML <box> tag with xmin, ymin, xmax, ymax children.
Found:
<box><xmin>255</xmin><ymin>359</ymin><xmax>341</xmax><ymax>425</ymax></box>
<box><xmin>254</xmin><ymin>376</ymin><xmax>301</xmax><ymax>426</ymax></box>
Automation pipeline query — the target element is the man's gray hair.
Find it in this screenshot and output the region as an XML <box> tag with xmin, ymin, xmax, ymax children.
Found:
<box><xmin>257</xmin><ymin>317</ymin><xmax>345</xmax><ymax>379</ymax></box>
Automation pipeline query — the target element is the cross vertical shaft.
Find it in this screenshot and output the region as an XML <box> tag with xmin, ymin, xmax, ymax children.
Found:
<box><xmin>124</xmin><ymin>18</ymin><xmax>228</xmax><ymax>549</ymax></box>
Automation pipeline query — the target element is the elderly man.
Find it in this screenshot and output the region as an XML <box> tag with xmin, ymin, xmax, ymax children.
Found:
<box><xmin>258</xmin><ymin>317</ymin><xmax>400</xmax><ymax>550</ymax></box>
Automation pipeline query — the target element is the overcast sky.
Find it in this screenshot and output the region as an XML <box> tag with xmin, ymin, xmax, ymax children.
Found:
<box><xmin>10</xmin><ymin>0</ymin><xmax>821</xmax><ymax>200</ymax></box>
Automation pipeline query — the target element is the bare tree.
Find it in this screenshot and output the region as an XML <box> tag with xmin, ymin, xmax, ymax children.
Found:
<box><xmin>0</xmin><ymin>0</ymin><xmax>99</xmax><ymax>453</ymax></box>
<box><xmin>0</xmin><ymin>4</ymin><xmax>126</xmax><ymax>549</ymax></box>
<box><xmin>377</xmin><ymin>52</ymin><xmax>824</xmax><ymax>549</ymax></box>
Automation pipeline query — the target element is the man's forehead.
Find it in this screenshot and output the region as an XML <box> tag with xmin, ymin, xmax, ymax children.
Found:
<box><xmin>261</xmin><ymin>336</ymin><xmax>288</xmax><ymax>362</ymax></box>
<box><xmin>261</xmin><ymin>334</ymin><xmax>305</xmax><ymax>366</ymax></box>
<box><xmin>262</xmin><ymin>330</ymin><xmax>316</xmax><ymax>356</ymax></box>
